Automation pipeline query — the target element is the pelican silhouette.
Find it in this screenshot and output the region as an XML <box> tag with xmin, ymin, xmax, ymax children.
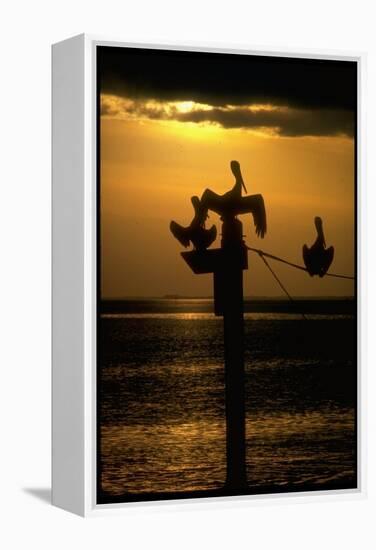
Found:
<box><xmin>200</xmin><ymin>160</ymin><xmax>267</xmax><ymax>238</ymax></box>
<box><xmin>170</xmin><ymin>196</ymin><xmax>217</xmax><ymax>250</ymax></box>
<box><xmin>303</xmin><ymin>217</ymin><xmax>334</xmax><ymax>277</ymax></box>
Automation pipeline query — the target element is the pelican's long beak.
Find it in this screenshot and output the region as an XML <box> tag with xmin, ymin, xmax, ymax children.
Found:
<box><xmin>231</xmin><ymin>160</ymin><xmax>248</xmax><ymax>194</ymax></box>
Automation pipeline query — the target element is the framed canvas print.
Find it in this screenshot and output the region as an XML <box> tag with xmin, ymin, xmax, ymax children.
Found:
<box><xmin>52</xmin><ymin>35</ymin><xmax>364</xmax><ymax>516</ymax></box>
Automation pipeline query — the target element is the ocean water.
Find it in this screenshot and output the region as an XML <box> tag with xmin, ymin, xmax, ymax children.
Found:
<box><xmin>98</xmin><ymin>300</ymin><xmax>356</xmax><ymax>498</ymax></box>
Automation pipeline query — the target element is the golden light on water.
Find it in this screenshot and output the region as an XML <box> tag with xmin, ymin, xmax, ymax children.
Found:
<box><xmin>100</xmin><ymin>409</ymin><xmax>355</xmax><ymax>494</ymax></box>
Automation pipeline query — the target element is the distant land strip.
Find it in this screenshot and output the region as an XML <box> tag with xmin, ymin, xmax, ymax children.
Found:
<box><xmin>100</xmin><ymin>297</ymin><xmax>355</xmax><ymax>315</ymax></box>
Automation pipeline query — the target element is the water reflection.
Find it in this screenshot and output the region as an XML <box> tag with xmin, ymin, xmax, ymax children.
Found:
<box><xmin>99</xmin><ymin>313</ymin><xmax>356</xmax><ymax>496</ymax></box>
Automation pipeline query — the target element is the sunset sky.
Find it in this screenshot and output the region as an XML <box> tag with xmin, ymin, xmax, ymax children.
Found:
<box><xmin>98</xmin><ymin>47</ymin><xmax>356</xmax><ymax>299</ymax></box>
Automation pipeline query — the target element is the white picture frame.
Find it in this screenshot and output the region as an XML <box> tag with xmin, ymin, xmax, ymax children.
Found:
<box><xmin>52</xmin><ymin>34</ymin><xmax>366</xmax><ymax>517</ymax></box>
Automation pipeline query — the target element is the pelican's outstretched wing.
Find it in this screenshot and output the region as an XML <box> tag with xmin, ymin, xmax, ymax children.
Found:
<box><xmin>170</xmin><ymin>221</ymin><xmax>190</xmax><ymax>248</ymax></box>
<box><xmin>200</xmin><ymin>188</ymin><xmax>224</xmax><ymax>217</ymax></box>
<box><xmin>191</xmin><ymin>195</ymin><xmax>208</xmax><ymax>226</ymax></box>
<box><xmin>238</xmin><ymin>194</ymin><xmax>267</xmax><ymax>238</ymax></box>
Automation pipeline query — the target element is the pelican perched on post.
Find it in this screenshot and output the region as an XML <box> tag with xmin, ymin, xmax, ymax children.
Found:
<box><xmin>303</xmin><ymin>217</ymin><xmax>334</xmax><ymax>277</ymax></box>
<box><xmin>170</xmin><ymin>196</ymin><xmax>217</xmax><ymax>250</ymax></box>
<box><xmin>200</xmin><ymin>160</ymin><xmax>267</xmax><ymax>238</ymax></box>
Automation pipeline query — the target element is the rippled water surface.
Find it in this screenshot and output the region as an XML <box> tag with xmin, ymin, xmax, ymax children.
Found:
<box><xmin>99</xmin><ymin>305</ymin><xmax>356</xmax><ymax>498</ymax></box>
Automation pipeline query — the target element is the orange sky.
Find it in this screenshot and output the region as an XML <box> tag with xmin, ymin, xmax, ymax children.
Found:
<box><xmin>100</xmin><ymin>96</ymin><xmax>355</xmax><ymax>299</ymax></box>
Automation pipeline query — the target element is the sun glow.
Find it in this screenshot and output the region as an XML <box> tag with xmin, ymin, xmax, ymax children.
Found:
<box><xmin>101</xmin><ymin>94</ymin><xmax>214</xmax><ymax>120</ymax></box>
<box><xmin>225</xmin><ymin>103</ymin><xmax>284</xmax><ymax>112</ymax></box>
<box><xmin>174</xmin><ymin>100</ymin><xmax>213</xmax><ymax>113</ymax></box>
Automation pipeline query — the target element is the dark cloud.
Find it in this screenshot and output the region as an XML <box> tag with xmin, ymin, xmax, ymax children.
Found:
<box><xmin>101</xmin><ymin>96</ymin><xmax>354</xmax><ymax>138</ymax></box>
<box><xmin>98</xmin><ymin>46</ymin><xmax>357</xmax><ymax>112</ymax></box>
<box><xmin>176</xmin><ymin>106</ymin><xmax>354</xmax><ymax>137</ymax></box>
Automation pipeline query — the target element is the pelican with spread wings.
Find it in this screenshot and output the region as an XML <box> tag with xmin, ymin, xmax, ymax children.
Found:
<box><xmin>170</xmin><ymin>196</ymin><xmax>217</xmax><ymax>250</ymax></box>
<box><xmin>200</xmin><ymin>160</ymin><xmax>267</xmax><ymax>238</ymax></box>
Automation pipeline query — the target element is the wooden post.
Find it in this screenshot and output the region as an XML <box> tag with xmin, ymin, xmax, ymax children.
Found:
<box><xmin>180</xmin><ymin>217</ymin><xmax>248</xmax><ymax>491</ymax></box>
<box><xmin>221</xmin><ymin>217</ymin><xmax>247</xmax><ymax>491</ymax></box>
<box><xmin>173</xmin><ymin>160</ymin><xmax>266</xmax><ymax>493</ymax></box>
